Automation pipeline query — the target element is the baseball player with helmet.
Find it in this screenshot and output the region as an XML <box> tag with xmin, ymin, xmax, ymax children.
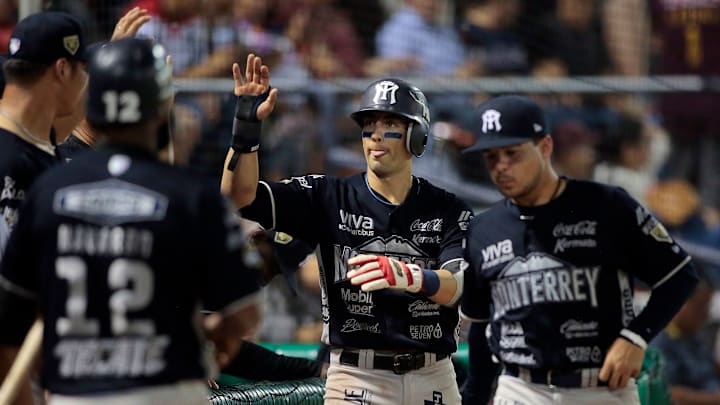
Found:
<box><xmin>459</xmin><ymin>95</ymin><xmax>699</xmax><ymax>404</ymax></box>
<box><xmin>0</xmin><ymin>38</ymin><xmax>261</xmax><ymax>405</ymax></box>
<box><xmin>220</xmin><ymin>54</ymin><xmax>473</xmax><ymax>404</ymax></box>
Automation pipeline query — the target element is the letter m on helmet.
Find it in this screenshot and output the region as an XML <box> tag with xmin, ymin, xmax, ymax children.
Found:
<box><xmin>372</xmin><ymin>81</ymin><xmax>399</xmax><ymax>105</ymax></box>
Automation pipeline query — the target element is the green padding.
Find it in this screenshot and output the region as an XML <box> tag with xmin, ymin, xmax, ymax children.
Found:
<box><xmin>259</xmin><ymin>343</ymin><xmax>322</xmax><ymax>360</ymax></box>
<box><xmin>209</xmin><ymin>377</ymin><xmax>325</xmax><ymax>405</ymax></box>
<box><xmin>637</xmin><ymin>347</ymin><xmax>672</xmax><ymax>405</ymax></box>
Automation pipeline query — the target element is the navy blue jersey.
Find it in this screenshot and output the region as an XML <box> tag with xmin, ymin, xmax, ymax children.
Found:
<box><xmin>460</xmin><ymin>179</ymin><xmax>692</xmax><ymax>370</ymax></box>
<box><xmin>0</xmin><ymin>145</ymin><xmax>260</xmax><ymax>394</ymax></box>
<box><xmin>241</xmin><ymin>173</ymin><xmax>473</xmax><ymax>354</ymax></box>
<box><xmin>0</xmin><ymin>128</ymin><xmax>58</xmax><ymax>229</ymax></box>
<box><xmin>56</xmin><ymin>133</ymin><xmax>92</xmax><ymax>163</ymax></box>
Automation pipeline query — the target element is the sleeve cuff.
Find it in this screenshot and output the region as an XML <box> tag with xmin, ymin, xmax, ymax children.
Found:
<box><xmin>620</xmin><ymin>328</ymin><xmax>648</xmax><ymax>350</ymax></box>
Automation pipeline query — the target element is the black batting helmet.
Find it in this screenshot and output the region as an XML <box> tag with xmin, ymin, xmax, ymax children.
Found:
<box><xmin>86</xmin><ymin>38</ymin><xmax>172</xmax><ymax>128</ymax></box>
<box><xmin>351</xmin><ymin>78</ymin><xmax>430</xmax><ymax>157</ymax></box>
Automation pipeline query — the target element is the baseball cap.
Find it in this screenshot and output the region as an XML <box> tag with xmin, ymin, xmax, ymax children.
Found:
<box><xmin>8</xmin><ymin>11</ymin><xmax>87</xmax><ymax>64</ymax></box>
<box><xmin>265</xmin><ymin>230</ymin><xmax>314</xmax><ymax>297</ymax></box>
<box><xmin>463</xmin><ymin>95</ymin><xmax>548</xmax><ymax>153</ymax></box>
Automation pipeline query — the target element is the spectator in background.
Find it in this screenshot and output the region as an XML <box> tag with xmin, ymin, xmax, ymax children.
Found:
<box><xmin>371</xmin><ymin>0</ymin><xmax>467</xmax><ymax>77</ymax></box>
<box><xmin>260</xmin><ymin>94</ymin><xmax>324</xmax><ymax>181</ymax></box>
<box><xmin>525</xmin><ymin>0</ymin><xmax>610</xmax><ymax>76</ymax></box>
<box><xmin>337</xmin><ymin>0</ymin><xmax>386</xmax><ymax>58</ymax></box>
<box><xmin>458</xmin><ymin>0</ymin><xmax>529</xmax><ymax>76</ymax></box>
<box><xmin>650</xmin><ymin>275</ymin><xmax>720</xmax><ymax>405</ymax></box>
<box><xmin>593</xmin><ymin>112</ymin><xmax>670</xmax><ymax>206</ymax></box>
<box><xmin>0</xmin><ymin>0</ymin><xmax>15</xmax><ymax>53</ymax></box>
<box><xmin>602</xmin><ymin>0</ymin><xmax>650</xmax><ymax>76</ymax></box>
<box><xmin>551</xmin><ymin>118</ymin><xmax>598</xmax><ymax>180</ymax></box>
<box><xmin>131</xmin><ymin>0</ymin><xmax>235</xmax><ymax>165</ymax></box>
<box><xmin>650</xmin><ymin>0</ymin><xmax>720</xmax><ymax>218</ymax></box>
<box><xmin>283</xmin><ymin>0</ymin><xmax>366</xmax><ymax>79</ymax></box>
<box><xmin>226</xmin><ymin>0</ymin><xmax>303</xmax><ymax>78</ymax></box>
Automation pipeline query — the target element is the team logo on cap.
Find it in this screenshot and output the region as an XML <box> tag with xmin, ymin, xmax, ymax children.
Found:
<box><xmin>481</xmin><ymin>109</ymin><xmax>502</xmax><ymax>133</ymax></box>
<box><xmin>273</xmin><ymin>231</ymin><xmax>293</xmax><ymax>245</ymax></box>
<box><xmin>63</xmin><ymin>35</ymin><xmax>80</xmax><ymax>55</ymax></box>
<box><xmin>9</xmin><ymin>38</ymin><xmax>20</xmax><ymax>55</ymax></box>
<box><xmin>372</xmin><ymin>81</ymin><xmax>399</xmax><ymax>105</ymax></box>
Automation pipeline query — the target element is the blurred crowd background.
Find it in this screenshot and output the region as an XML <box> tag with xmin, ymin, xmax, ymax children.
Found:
<box><xmin>5</xmin><ymin>0</ymin><xmax>720</xmax><ymax>398</ymax></box>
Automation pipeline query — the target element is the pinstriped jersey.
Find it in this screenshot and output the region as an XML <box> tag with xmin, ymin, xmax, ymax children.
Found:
<box><xmin>460</xmin><ymin>179</ymin><xmax>691</xmax><ymax>370</ymax></box>
<box><xmin>241</xmin><ymin>173</ymin><xmax>473</xmax><ymax>354</ymax></box>
<box><xmin>0</xmin><ymin>145</ymin><xmax>261</xmax><ymax>394</ymax></box>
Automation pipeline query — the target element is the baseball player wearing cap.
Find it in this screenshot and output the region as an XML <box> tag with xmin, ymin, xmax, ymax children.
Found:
<box><xmin>0</xmin><ymin>38</ymin><xmax>262</xmax><ymax>405</ymax></box>
<box><xmin>460</xmin><ymin>95</ymin><xmax>699</xmax><ymax>404</ymax></box>
<box><xmin>55</xmin><ymin>7</ymin><xmax>154</xmax><ymax>163</ymax></box>
<box><xmin>221</xmin><ymin>54</ymin><xmax>472</xmax><ymax>404</ymax></box>
<box><xmin>0</xmin><ymin>11</ymin><xmax>89</xmax><ymax>230</ymax></box>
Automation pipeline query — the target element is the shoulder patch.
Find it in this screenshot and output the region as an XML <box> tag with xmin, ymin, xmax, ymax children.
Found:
<box><xmin>273</xmin><ymin>231</ymin><xmax>293</xmax><ymax>245</ymax></box>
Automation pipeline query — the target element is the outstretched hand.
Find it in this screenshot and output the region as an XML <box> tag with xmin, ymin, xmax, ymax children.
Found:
<box><xmin>111</xmin><ymin>7</ymin><xmax>151</xmax><ymax>41</ymax></box>
<box><xmin>232</xmin><ymin>54</ymin><xmax>278</xmax><ymax>121</ymax></box>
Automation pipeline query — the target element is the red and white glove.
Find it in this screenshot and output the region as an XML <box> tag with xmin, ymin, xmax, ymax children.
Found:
<box><xmin>347</xmin><ymin>254</ymin><xmax>423</xmax><ymax>293</ymax></box>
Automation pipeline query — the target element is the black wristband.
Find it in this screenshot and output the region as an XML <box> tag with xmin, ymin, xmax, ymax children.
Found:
<box><xmin>226</xmin><ymin>88</ymin><xmax>272</xmax><ymax>170</ymax></box>
<box><xmin>230</xmin><ymin>118</ymin><xmax>261</xmax><ymax>153</ymax></box>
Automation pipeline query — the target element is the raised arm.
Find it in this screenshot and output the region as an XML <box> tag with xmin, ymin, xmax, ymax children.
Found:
<box><xmin>220</xmin><ymin>54</ymin><xmax>278</xmax><ymax>209</ymax></box>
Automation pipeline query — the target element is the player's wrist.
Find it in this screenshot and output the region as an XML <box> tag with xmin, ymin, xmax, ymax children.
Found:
<box><xmin>230</xmin><ymin>119</ymin><xmax>261</xmax><ymax>153</ymax></box>
<box><xmin>226</xmin><ymin>88</ymin><xmax>273</xmax><ymax>170</ymax></box>
<box><xmin>619</xmin><ymin>328</ymin><xmax>648</xmax><ymax>350</ymax></box>
<box><xmin>418</xmin><ymin>268</ymin><xmax>440</xmax><ymax>296</ymax></box>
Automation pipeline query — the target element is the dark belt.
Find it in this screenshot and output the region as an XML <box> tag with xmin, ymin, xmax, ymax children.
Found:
<box><xmin>504</xmin><ymin>364</ymin><xmax>608</xmax><ymax>388</ymax></box>
<box><xmin>339</xmin><ymin>350</ymin><xmax>448</xmax><ymax>375</ymax></box>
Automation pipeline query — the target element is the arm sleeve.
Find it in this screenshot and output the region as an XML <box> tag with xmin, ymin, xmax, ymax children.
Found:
<box><xmin>626</xmin><ymin>260</ymin><xmax>697</xmax><ymax>343</ymax></box>
<box><xmin>222</xmin><ymin>340</ymin><xmax>323</xmax><ymax>381</ymax></box>
<box><xmin>609</xmin><ymin>188</ymin><xmax>699</xmax><ymax>342</ymax></box>
<box><xmin>462</xmin><ymin>322</ymin><xmax>500</xmax><ymax>405</ymax></box>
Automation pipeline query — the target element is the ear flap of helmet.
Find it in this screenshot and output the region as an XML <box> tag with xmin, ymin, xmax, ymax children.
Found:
<box><xmin>407</xmin><ymin>121</ymin><xmax>428</xmax><ymax>157</ymax></box>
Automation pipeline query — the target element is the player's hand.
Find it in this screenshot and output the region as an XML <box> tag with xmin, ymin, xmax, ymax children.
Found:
<box><xmin>232</xmin><ymin>54</ymin><xmax>278</xmax><ymax>121</ymax></box>
<box><xmin>111</xmin><ymin>7</ymin><xmax>151</xmax><ymax>41</ymax></box>
<box><xmin>598</xmin><ymin>337</ymin><xmax>645</xmax><ymax>389</ymax></box>
<box><xmin>347</xmin><ymin>254</ymin><xmax>423</xmax><ymax>293</ymax></box>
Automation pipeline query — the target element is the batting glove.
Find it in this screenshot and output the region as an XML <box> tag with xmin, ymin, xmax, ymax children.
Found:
<box><xmin>347</xmin><ymin>254</ymin><xmax>423</xmax><ymax>293</ymax></box>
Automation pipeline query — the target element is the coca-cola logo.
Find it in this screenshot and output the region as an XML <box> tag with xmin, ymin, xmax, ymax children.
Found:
<box><xmin>410</xmin><ymin>218</ymin><xmax>443</xmax><ymax>232</ymax></box>
<box><xmin>552</xmin><ymin>221</ymin><xmax>597</xmax><ymax>237</ymax></box>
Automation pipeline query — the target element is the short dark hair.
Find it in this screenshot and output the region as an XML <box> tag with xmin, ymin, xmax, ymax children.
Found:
<box><xmin>2</xmin><ymin>58</ymin><xmax>51</xmax><ymax>85</ymax></box>
<box><xmin>3</xmin><ymin>58</ymin><xmax>83</xmax><ymax>87</ymax></box>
